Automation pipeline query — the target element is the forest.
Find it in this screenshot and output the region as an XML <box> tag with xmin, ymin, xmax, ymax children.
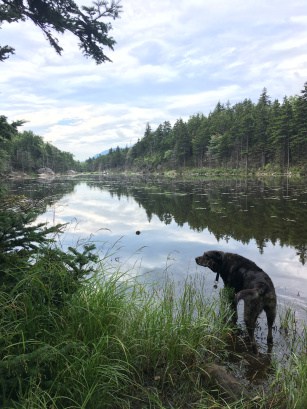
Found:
<box><xmin>1</xmin><ymin>83</ymin><xmax>307</xmax><ymax>176</ymax></box>
<box><xmin>87</xmin><ymin>83</ymin><xmax>307</xmax><ymax>174</ymax></box>
<box><xmin>0</xmin><ymin>116</ymin><xmax>84</xmax><ymax>174</ymax></box>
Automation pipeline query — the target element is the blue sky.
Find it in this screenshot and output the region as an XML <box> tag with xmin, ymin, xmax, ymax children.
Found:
<box><xmin>1</xmin><ymin>0</ymin><xmax>307</xmax><ymax>161</ymax></box>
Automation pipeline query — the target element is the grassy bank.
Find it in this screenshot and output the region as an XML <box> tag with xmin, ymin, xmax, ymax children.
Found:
<box><xmin>160</xmin><ymin>165</ymin><xmax>306</xmax><ymax>179</ymax></box>
<box><xmin>0</xmin><ymin>258</ymin><xmax>306</xmax><ymax>408</ymax></box>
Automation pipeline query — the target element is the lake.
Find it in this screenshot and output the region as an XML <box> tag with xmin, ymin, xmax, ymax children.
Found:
<box><xmin>7</xmin><ymin>174</ymin><xmax>307</xmax><ymax>335</ymax></box>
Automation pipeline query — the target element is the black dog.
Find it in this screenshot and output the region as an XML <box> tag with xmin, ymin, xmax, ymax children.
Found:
<box><xmin>195</xmin><ymin>250</ymin><xmax>276</xmax><ymax>354</ymax></box>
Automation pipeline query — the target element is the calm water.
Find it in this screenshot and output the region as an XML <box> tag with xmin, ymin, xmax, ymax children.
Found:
<box><xmin>7</xmin><ymin>175</ymin><xmax>307</xmax><ymax>327</ymax></box>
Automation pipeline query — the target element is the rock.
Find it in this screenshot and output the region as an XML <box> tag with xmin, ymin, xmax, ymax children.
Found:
<box><xmin>201</xmin><ymin>363</ymin><xmax>251</xmax><ymax>403</ymax></box>
<box><xmin>37</xmin><ymin>167</ymin><xmax>55</xmax><ymax>175</ymax></box>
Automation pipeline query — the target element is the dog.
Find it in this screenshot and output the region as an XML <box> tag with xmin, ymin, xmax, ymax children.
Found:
<box><xmin>195</xmin><ymin>250</ymin><xmax>276</xmax><ymax>354</ymax></box>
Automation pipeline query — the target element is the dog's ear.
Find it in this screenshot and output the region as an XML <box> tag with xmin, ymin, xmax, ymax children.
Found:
<box><xmin>209</xmin><ymin>251</ymin><xmax>223</xmax><ymax>262</ymax></box>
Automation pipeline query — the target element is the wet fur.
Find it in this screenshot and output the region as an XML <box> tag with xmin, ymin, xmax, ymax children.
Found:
<box><xmin>195</xmin><ymin>250</ymin><xmax>276</xmax><ymax>354</ymax></box>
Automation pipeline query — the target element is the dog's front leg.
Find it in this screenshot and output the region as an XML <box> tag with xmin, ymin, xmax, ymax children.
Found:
<box><xmin>230</xmin><ymin>297</ymin><xmax>238</xmax><ymax>324</ymax></box>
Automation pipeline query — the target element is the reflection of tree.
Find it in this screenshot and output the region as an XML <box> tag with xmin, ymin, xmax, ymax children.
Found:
<box><xmin>87</xmin><ymin>176</ymin><xmax>307</xmax><ymax>265</ymax></box>
<box><xmin>4</xmin><ymin>178</ymin><xmax>78</xmax><ymax>210</ymax></box>
<box><xmin>296</xmin><ymin>245</ymin><xmax>307</xmax><ymax>266</ymax></box>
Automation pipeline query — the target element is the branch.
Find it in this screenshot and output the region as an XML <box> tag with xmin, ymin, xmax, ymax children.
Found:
<box><xmin>0</xmin><ymin>0</ymin><xmax>122</xmax><ymax>63</ymax></box>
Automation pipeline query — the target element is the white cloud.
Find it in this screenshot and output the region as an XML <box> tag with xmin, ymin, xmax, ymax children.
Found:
<box><xmin>1</xmin><ymin>0</ymin><xmax>307</xmax><ymax>160</ymax></box>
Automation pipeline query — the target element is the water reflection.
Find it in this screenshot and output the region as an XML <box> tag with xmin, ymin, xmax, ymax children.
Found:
<box><xmin>6</xmin><ymin>175</ymin><xmax>307</xmax><ymax>323</ymax></box>
<box><xmin>88</xmin><ymin>176</ymin><xmax>307</xmax><ymax>263</ymax></box>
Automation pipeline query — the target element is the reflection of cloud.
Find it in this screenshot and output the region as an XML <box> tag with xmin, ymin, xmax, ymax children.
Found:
<box><xmin>33</xmin><ymin>177</ymin><xmax>307</xmax><ymax>321</ymax></box>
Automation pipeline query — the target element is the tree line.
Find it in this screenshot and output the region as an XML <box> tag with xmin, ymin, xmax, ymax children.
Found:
<box><xmin>1</xmin><ymin>83</ymin><xmax>306</xmax><ymax>175</ymax></box>
<box><xmin>0</xmin><ymin>116</ymin><xmax>83</xmax><ymax>174</ymax></box>
<box><xmin>87</xmin><ymin>83</ymin><xmax>307</xmax><ymax>173</ymax></box>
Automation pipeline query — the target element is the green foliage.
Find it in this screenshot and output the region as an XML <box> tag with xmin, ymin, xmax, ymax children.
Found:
<box><xmin>88</xmin><ymin>83</ymin><xmax>307</xmax><ymax>173</ymax></box>
<box><xmin>0</xmin><ymin>187</ymin><xmax>306</xmax><ymax>407</ymax></box>
<box><xmin>1</xmin><ymin>253</ymin><xmax>306</xmax><ymax>408</ymax></box>
<box><xmin>0</xmin><ymin>191</ymin><xmax>100</xmax><ymax>405</ymax></box>
<box><xmin>0</xmin><ymin>265</ymin><xmax>231</xmax><ymax>408</ymax></box>
<box><xmin>0</xmin><ymin>195</ymin><xmax>98</xmax><ymax>299</ymax></box>
<box><xmin>2</xmin><ymin>83</ymin><xmax>306</xmax><ymax>175</ymax></box>
<box><xmin>0</xmin><ymin>201</ymin><xmax>60</xmax><ymax>272</ymax></box>
<box><xmin>0</xmin><ymin>0</ymin><xmax>122</xmax><ymax>63</ymax></box>
<box><xmin>0</xmin><ymin>117</ymin><xmax>82</xmax><ymax>174</ymax></box>
<box><xmin>0</xmin><ymin>116</ymin><xmax>25</xmax><ymax>172</ymax></box>
<box><xmin>10</xmin><ymin>130</ymin><xmax>79</xmax><ymax>173</ymax></box>
<box><xmin>0</xmin><ymin>115</ymin><xmax>24</xmax><ymax>140</ymax></box>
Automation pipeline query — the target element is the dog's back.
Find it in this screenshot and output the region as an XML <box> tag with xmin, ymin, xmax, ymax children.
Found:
<box><xmin>219</xmin><ymin>253</ymin><xmax>274</xmax><ymax>291</ymax></box>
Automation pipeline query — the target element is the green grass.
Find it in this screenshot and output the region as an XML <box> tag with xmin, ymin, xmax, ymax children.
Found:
<box><xmin>1</xmin><ymin>258</ymin><xmax>307</xmax><ymax>408</ymax></box>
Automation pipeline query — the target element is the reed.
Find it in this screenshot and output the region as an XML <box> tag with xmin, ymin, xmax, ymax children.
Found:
<box><xmin>1</xmin><ymin>255</ymin><xmax>306</xmax><ymax>408</ymax></box>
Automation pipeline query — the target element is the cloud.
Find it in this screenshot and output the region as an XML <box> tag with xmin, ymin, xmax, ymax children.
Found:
<box><xmin>1</xmin><ymin>0</ymin><xmax>307</xmax><ymax>160</ymax></box>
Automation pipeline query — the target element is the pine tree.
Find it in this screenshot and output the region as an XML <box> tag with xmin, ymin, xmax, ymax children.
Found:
<box><xmin>0</xmin><ymin>0</ymin><xmax>122</xmax><ymax>63</ymax></box>
<box><xmin>293</xmin><ymin>82</ymin><xmax>307</xmax><ymax>165</ymax></box>
<box><xmin>254</xmin><ymin>88</ymin><xmax>271</xmax><ymax>167</ymax></box>
<box><xmin>173</xmin><ymin>119</ymin><xmax>191</xmax><ymax>168</ymax></box>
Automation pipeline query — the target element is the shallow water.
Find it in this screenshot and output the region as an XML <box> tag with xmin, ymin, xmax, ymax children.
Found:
<box><xmin>6</xmin><ymin>174</ymin><xmax>307</xmax><ymax>352</ymax></box>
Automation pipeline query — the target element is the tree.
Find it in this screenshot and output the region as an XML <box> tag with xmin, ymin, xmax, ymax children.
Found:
<box><xmin>0</xmin><ymin>0</ymin><xmax>122</xmax><ymax>63</ymax></box>
<box><xmin>0</xmin><ymin>115</ymin><xmax>25</xmax><ymax>172</ymax></box>
<box><xmin>173</xmin><ymin>118</ymin><xmax>191</xmax><ymax>167</ymax></box>
<box><xmin>292</xmin><ymin>82</ymin><xmax>307</xmax><ymax>164</ymax></box>
<box><xmin>0</xmin><ymin>115</ymin><xmax>24</xmax><ymax>139</ymax></box>
<box><xmin>190</xmin><ymin>115</ymin><xmax>210</xmax><ymax>167</ymax></box>
<box><xmin>270</xmin><ymin>97</ymin><xmax>294</xmax><ymax>170</ymax></box>
<box><xmin>254</xmin><ymin>88</ymin><xmax>271</xmax><ymax>167</ymax></box>
<box><xmin>229</xmin><ymin>99</ymin><xmax>255</xmax><ymax>171</ymax></box>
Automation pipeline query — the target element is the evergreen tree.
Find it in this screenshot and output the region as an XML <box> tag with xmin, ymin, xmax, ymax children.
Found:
<box><xmin>84</xmin><ymin>83</ymin><xmax>307</xmax><ymax>172</ymax></box>
<box><xmin>191</xmin><ymin>115</ymin><xmax>210</xmax><ymax>167</ymax></box>
<box><xmin>0</xmin><ymin>0</ymin><xmax>122</xmax><ymax>63</ymax></box>
<box><xmin>293</xmin><ymin>82</ymin><xmax>307</xmax><ymax>164</ymax></box>
<box><xmin>173</xmin><ymin>118</ymin><xmax>191</xmax><ymax>167</ymax></box>
<box><xmin>0</xmin><ymin>116</ymin><xmax>24</xmax><ymax>173</ymax></box>
<box><xmin>270</xmin><ymin>97</ymin><xmax>294</xmax><ymax>170</ymax></box>
<box><xmin>254</xmin><ymin>88</ymin><xmax>271</xmax><ymax>167</ymax></box>
<box><xmin>230</xmin><ymin>99</ymin><xmax>255</xmax><ymax>171</ymax></box>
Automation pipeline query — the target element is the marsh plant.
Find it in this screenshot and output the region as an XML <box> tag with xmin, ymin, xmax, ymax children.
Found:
<box><xmin>279</xmin><ymin>305</ymin><xmax>298</xmax><ymax>335</ymax></box>
<box><xmin>273</xmin><ymin>324</ymin><xmax>307</xmax><ymax>409</ymax></box>
<box><xmin>0</xmin><ymin>208</ymin><xmax>306</xmax><ymax>409</ymax></box>
<box><xmin>2</xmin><ymin>191</ymin><xmax>307</xmax><ymax>408</ymax></box>
<box><xmin>0</xmin><ymin>248</ymin><xmax>236</xmax><ymax>409</ymax></box>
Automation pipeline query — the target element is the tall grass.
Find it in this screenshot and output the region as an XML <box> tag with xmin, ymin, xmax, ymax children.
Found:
<box><xmin>1</xmin><ymin>256</ymin><xmax>306</xmax><ymax>408</ymax></box>
<box><xmin>272</xmin><ymin>323</ymin><xmax>307</xmax><ymax>409</ymax></box>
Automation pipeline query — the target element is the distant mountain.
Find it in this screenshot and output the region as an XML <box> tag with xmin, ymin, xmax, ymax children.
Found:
<box><xmin>93</xmin><ymin>145</ymin><xmax>131</xmax><ymax>159</ymax></box>
<box><xmin>93</xmin><ymin>149</ymin><xmax>109</xmax><ymax>159</ymax></box>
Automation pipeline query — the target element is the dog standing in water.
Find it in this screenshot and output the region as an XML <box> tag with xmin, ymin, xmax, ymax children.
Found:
<box><xmin>195</xmin><ymin>250</ymin><xmax>276</xmax><ymax>354</ymax></box>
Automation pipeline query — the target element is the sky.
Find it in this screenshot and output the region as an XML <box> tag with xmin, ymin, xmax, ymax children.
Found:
<box><xmin>1</xmin><ymin>0</ymin><xmax>307</xmax><ymax>161</ymax></box>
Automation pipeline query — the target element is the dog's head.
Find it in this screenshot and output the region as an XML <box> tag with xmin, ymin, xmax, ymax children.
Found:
<box><xmin>195</xmin><ymin>250</ymin><xmax>224</xmax><ymax>273</ymax></box>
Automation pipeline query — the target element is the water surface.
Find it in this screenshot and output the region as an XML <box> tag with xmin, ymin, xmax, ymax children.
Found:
<box><xmin>7</xmin><ymin>175</ymin><xmax>307</xmax><ymax>332</ymax></box>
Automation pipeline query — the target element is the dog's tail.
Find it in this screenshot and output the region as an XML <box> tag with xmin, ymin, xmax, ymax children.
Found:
<box><xmin>235</xmin><ymin>288</ymin><xmax>260</xmax><ymax>305</ymax></box>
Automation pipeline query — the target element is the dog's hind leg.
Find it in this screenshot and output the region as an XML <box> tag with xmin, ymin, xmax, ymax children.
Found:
<box><xmin>237</xmin><ymin>289</ymin><xmax>262</xmax><ymax>354</ymax></box>
<box><xmin>244</xmin><ymin>303</ymin><xmax>261</xmax><ymax>354</ymax></box>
